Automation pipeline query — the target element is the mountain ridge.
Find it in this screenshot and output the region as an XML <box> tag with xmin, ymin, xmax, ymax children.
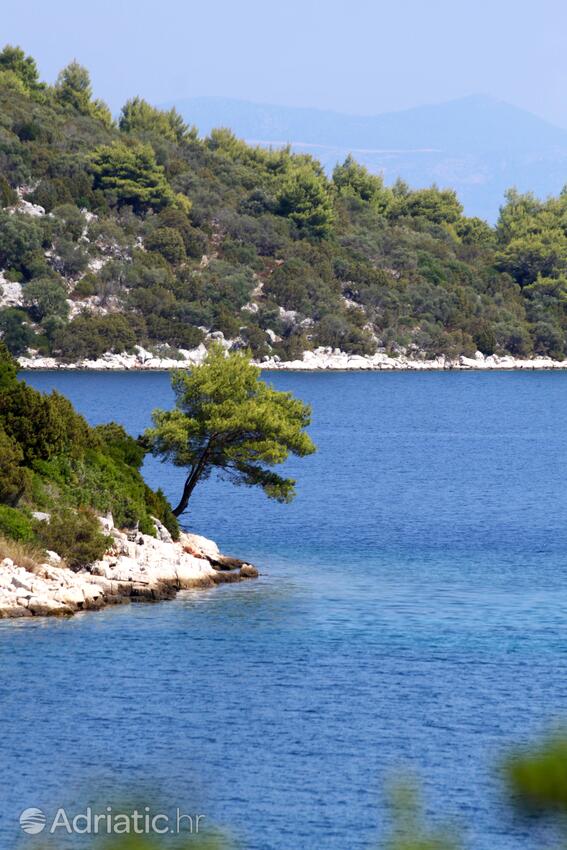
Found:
<box><xmin>168</xmin><ymin>95</ymin><xmax>567</xmax><ymax>220</ymax></box>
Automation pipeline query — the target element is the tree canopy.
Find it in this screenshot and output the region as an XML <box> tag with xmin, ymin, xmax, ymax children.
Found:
<box><xmin>144</xmin><ymin>345</ymin><xmax>316</xmax><ymax>515</ymax></box>
<box><xmin>3</xmin><ymin>45</ymin><xmax>567</xmax><ymax>364</ymax></box>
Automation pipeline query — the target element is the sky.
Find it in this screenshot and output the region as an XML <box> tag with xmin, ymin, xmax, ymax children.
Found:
<box><xmin>2</xmin><ymin>0</ymin><xmax>567</xmax><ymax>127</ymax></box>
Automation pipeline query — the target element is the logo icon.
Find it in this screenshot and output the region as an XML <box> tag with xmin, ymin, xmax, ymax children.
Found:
<box><xmin>19</xmin><ymin>808</ymin><xmax>46</xmax><ymax>835</ymax></box>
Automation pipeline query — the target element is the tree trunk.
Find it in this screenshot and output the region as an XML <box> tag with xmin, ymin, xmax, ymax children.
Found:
<box><xmin>172</xmin><ymin>445</ymin><xmax>211</xmax><ymax>516</ymax></box>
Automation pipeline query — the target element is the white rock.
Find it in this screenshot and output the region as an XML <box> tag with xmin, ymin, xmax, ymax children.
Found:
<box><xmin>45</xmin><ymin>551</ymin><xmax>62</xmax><ymax>563</ymax></box>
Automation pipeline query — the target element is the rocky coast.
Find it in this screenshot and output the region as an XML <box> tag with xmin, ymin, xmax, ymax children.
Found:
<box><xmin>16</xmin><ymin>344</ymin><xmax>567</xmax><ymax>372</ymax></box>
<box><xmin>0</xmin><ymin>515</ymin><xmax>258</xmax><ymax>620</ymax></box>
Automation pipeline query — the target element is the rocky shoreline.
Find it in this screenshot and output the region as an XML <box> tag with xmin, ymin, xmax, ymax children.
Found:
<box><xmin>0</xmin><ymin>516</ymin><xmax>258</xmax><ymax>620</ymax></box>
<box><xmin>16</xmin><ymin>345</ymin><xmax>567</xmax><ymax>372</ymax></box>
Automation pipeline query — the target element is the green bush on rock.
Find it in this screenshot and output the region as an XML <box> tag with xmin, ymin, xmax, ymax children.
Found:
<box><xmin>0</xmin><ymin>505</ymin><xmax>34</xmax><ymax>542</ymax></box>
<box><xmin>0</xmin><ymin>344</ymin><xmax>180</xmax><ymax>551</ymax></box>
<box><xmin>36</xmin><ymin>507</ymin><xmax>109</xmax><ymax>568</ymax></box>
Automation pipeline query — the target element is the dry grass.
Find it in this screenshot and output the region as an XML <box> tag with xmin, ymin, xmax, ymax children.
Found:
<box><xmin>0</xmin><ymin>536</ymin><xmax>45</xmax><ymax>572</ymax></box>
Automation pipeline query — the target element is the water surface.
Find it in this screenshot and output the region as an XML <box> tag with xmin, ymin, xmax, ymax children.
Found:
<box><xmin>1</xmin><ymin>371</ymin><xmax>567</xmax><ymax>850</ymax></box>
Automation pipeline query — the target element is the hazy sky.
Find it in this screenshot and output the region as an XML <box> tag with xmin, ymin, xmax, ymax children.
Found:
<box><xmin>3</xmin><ymin>0</ymin><xmax>567</xmax><ymax>126</ymax></box>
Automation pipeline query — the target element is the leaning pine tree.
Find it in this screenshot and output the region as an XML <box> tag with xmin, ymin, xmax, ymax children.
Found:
<box><xmin>144</xmin><ymin>345</ymin><xmax>316</xmax><ymax>516</ymax></box>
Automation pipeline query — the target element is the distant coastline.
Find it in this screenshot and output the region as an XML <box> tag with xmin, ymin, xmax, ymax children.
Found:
<box><xmin>17</xmin><ymin>347</ymin><xmax>567</xmax><ymax>372</ymax></box>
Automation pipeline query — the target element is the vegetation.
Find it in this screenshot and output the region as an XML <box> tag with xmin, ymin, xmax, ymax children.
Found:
<box><xmin>2</xmin><ymin>46</ymin><xmax>567</xmax><ymax>361</ymax></box>
<box><xmin>0</xmin><ymin>342</ymin><xmax>179</xmax><ymax>564</ymax></box>
<box><xmin>145</xmin><ymin>345</ymin><xmax>316</xmax><ymax>515</ymax></box>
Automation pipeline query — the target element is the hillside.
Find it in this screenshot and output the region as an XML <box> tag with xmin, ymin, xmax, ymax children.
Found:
<box><xmin>172</xmin><ymin>95</ymin><xmax>567</xmax><ymax>221</ymax></box>
<box><xmin>1</xmin><ymin>46</ymin><xmax>567</xmax><ymax>363</ymax></box>
<box><xmin>0</xmin><ymin>338</ymin><xmax>178</xmax><ymax>566</ymax></box>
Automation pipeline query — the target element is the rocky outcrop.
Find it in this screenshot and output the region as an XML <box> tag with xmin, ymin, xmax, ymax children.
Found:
<box><xmin>16</xmin><ymin>345</ymin><xmax>567</xmax><ymax>372</ymax></box>
<box><xmin>0</xmin><ymin>519</ymin><xmax>258</xmax><ymax>620</ymax></box>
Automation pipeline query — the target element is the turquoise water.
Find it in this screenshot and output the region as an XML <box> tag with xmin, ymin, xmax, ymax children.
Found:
<box><xmin>2</xmin><ymin>371</ymin><xmax>567</xmax><ymax>849</ymax></box>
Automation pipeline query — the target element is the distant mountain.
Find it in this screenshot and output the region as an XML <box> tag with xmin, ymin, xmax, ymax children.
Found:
<box><xmin>170</xmin><ymin>95</ymin><xmax>567</xmax><ymax>221</ymax></box>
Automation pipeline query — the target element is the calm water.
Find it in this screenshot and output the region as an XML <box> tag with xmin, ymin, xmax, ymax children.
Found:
<box><xmin>2</xmin><ymin>371</ymin><xmax>567</xmax><ymax>850</ymax></box>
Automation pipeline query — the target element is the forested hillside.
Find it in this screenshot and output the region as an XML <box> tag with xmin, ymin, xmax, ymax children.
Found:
<box><xmin>1</xmin><ymin>45</ymin><xmax>567</xmax><ymax>362</ymax></box>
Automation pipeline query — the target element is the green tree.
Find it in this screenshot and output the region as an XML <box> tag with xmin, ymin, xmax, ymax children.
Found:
<box><xmin>393</xmin><ymin>186</ymin><xmax>463</xmax><ymax>224</ymax></box>
<box><xmin>0</xmin><ymin>211</ymin><xmax>44</xmax><ymax>275</ymax></box>
<box><xmin>23</xmin><ymin>278</ymin><xmax>69</xmax><ymax>322</ymax></box>
<box><xmin>333</xmin><ymin>155</ymin><xmax>390</xmax><ymax>210</ymax></box>
<box><xmin>90</xmin><ymin>141</ymin><xmax>175</xmax><ymax>212</ymax></box>
<box><xmin>0</xmin><ymin>427</ymin><xmax>31</xmax><ymax>506</ymax></box>
<box><xmin>0</xmin><ymin>175</ymin><xmax>17</xmax><ymax>208</ymax></box>
<box><xmin>53</xmin><ymin>313</ymin><xmax>137</xmax><ymax>360</ymax></box>
<box><xmin>277</xmin><ymin>167</ymin><xmax>335</xmax><ymax>239</ymax></box>
<box><xmin>496</xmin><ymin>229</ymin><xmax>567</xmax><ymax>286</ymax></box>
<box><xmin>55</xmin><ymin>60</ymin><xmax>93</xmax><ymax>113</ymax></box>
<box><xmin>0</xmin><ymin>341</ymin><xmax>18</xmax><ymax>390</ymax></box>
<box><xmin>119</xmin><ymin>97</ymin><xmax>195</xmax><ymax>143</ymax></box>
<box><xmin>0</xmin><ymin>308</ymin><xmax>35</xmax><ymax>355</ymax></box>
<box><xmin>0</xmin><ymin>45</ymin><xmax>40</xmax><ymax>90</ymax></box>
<box><xmin>144</xmin><ymin>345</ymin><xmax>316</xmax><ymax>516</ymax></box>
<box><xmin>145</xmin><ymin>226</ymin><xmax>186</xmax><ymax>265</ymax></box>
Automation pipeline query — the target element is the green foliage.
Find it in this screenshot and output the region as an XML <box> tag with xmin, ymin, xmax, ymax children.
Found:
<box><xmin>54</xmin><ymin>314</ymin><xmax>137</xmax><ymax>360</ymax></box>
<box><xmin>1</xmin><ymin>44</ymin><xmax>567</xmax><ymax>362</ymax></box>
<box><xmin>145</xmin><ymin>345</ymin><xmax>316</xmax><ymax>515</ymax></box>
<box><xmin>37</xmin><ymin>506</ymin><xmax>109</xmax><ymax>568</ymax></box>
<box><xmin>0</xmin><ymin>505</ymin><xmax>34</xmax><ymax>542</ymax></box>
<box><xmin>0</xmin><ymin>45</ymin><xmax>40</xmax><ymax>91</ymax></box>
<box><xmin>277</xmin><ymin>167</ymin><xmax>335</xmax><ymax>239</ymax></box>
<box><xmin>0</xmin><ymin>333</ymin><xmax>180</xmax><ymax>553</ymax></box>
<box><xmin>392</xmin><ymin>186</ymin><xmax>463</xmax><ymax>224</ymax></box>
<box><xmin>55</xmin><ymin>60</ymin><xmax>102</xmax><ymax>119</ymax></box>
<box><xmin>505</xmin><ymin>734</ymin><xmax>567</xmax><ymax>812</ymax></box>
<box><xmin>0</xmin><ymin>427</ymin><xmax>31</xmax><ymax>506</ymax></box>
<box><xmin>94</xmin><ymin>422</ymin><xmax>146</xmax><ymax>468</ymax></box>
<box><xmin>0</xmin><ymin>174</ymin><xmax>17</xmax><ymax>208</ymax></box>
<box><xmin>0</xmin><ymin>210</ymin><xmax>44</xmax><ymax>275</ymax></box>
<box><xmin>333</xmin><ymin>155</ymin><xmax>391</xmax><ymax>210</ymax></box>
<box><xmin>0</xmin><ymin>382</ymin><xmax>90</xmax><ymax>463</ymax></box>
<box><xmin>0</xmin><ymin>340</ymin><xmax>18</xmax><ymax>389</ymax></box>
<box><xmin>91</xmin><ymin>142</ymin><xmax>175</xmax><ymax>212</ymax></box>
<box><xmin>23</xmin><ymin>277</ymin><xmax>69</xmax><ymax>322</ymax></box>
<box><xmin>145</xmin><ymin>226</ymin><xmax>186</xmax><ymax>264</ymax></box>
<box><xmin>0</xmin><ymin>308</ymin><xmax>35</xmax><ymax>355</ymax></box>
<box><xmin>119</xmin><ymin>97</ymin><xmax>194</xmax><ymax>143</ymax></box>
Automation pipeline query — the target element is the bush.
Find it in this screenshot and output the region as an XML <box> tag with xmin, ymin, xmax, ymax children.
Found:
<box><xmin>0</xmin><ymin>505</ymin><xmax>34</xmax><ymax>542</ymax></box>
<box><xmin>37</xmin><ymin>507</ymin><xmax>109</xmax><ymax>568</ymax></box>
<box><xmin>53</xmin><ymin>313</ymin><xmax>137</xmax><ymax>360</ymax></box>
<box><xmin>0</xmin><ymin>427</ymin><xmax>31</xmax><ymax>505</ymax></box>
<box><xmin>72</xmin><ymin>275</ymin><xmax>96</xmax><ymax>298</ymax></box>
<box><xmin>145</xmin><ymin>226</ymin><xmax>186</xmax><ymax>265</ymax></box>
<box><xmin>0</xmin><ymin>211</ymin><xmax>44</xmax><ymax>275</ymax></box>
<box><xmin>0</xmin><ymin>308</ymin><xmax>36</xmax><ymax>355</ymax></box>
<box><xmin>23</xmin><ymin>277</ymin><xmax>69</xmax><ymax>322</ymax></box>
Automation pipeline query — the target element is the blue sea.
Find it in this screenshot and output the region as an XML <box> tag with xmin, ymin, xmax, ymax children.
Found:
<box><xmin>2</xmin><ymin>370</ymin><xmax>567</xmax><ymax>850</ymax></box>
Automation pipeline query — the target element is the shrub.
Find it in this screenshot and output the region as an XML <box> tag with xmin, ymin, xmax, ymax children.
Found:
<box><xmin>23</xmin><ymin>277</ymin><xmax>69</xmax><ymax>322</ymax></box>
<box><xmin>0</xmin><ymin>427</ymin><xmax>31</xmax><ymax>506</ymax></box>
<box><xmin>72</xmin><ymin>275</ymin><xmax>96</xmax><ymax>298</ymax></box>
<box><xmin>36</xmin><ymin>507</ymin><xmax>109</xmax><ymax>568</ymax></box>
<box><xmin>91</xmin><ymin>141</ymin><xmax>175</xmax><ymax>212</ymax></box>
<box><xmin>144</xmin><ymin>226</ymin><xmax>186</xmax><ymax>265</ymax></box>
<box><xmin>0</xmin><ymin>174</ymin><xmax>17</xmax><ymax>208</ymax></box>
<box><xmin>53</xmin><ymin>313</ymin><xmax>137</xmax><ymax>360</ymax></box>
<box><xmin>0</xmin><ymin>211</ymin><xmax>44</xmax><ymax>275</ymax></box>
<box><xmin>0</xmin><ymin>505</ymin><xmax>34</xmax><ymax>542</ymax></box>
<box><xmin>0</xmin><ymin>308</ymin><xmax>36</xmax><ymax>355</ymax></box>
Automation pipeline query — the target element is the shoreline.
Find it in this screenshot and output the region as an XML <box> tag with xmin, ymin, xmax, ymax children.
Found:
<box><xmin>16</xmin><ymin>348</ymin><xmax>567</xmax><ymax>372</ymax></box>
<box><xmin>0</xmin><ymin>517</ymin><xmax>258</xmax><ymax>621</ymax></box>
